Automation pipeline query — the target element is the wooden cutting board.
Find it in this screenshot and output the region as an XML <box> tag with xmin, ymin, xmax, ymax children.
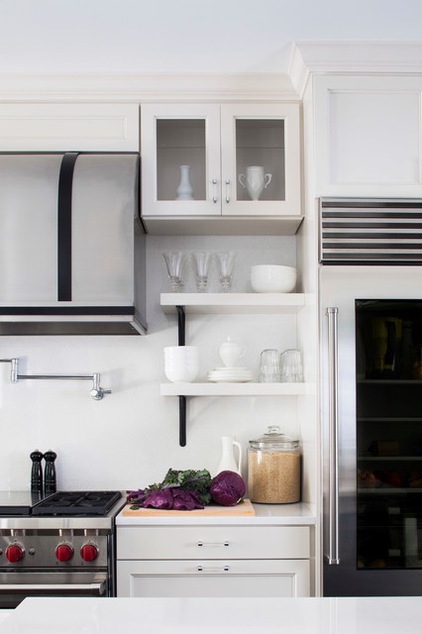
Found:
<box><xmin>121</xmin><ymin>498</ymin><xmax>255</xmax><ymax>517</ymax></box>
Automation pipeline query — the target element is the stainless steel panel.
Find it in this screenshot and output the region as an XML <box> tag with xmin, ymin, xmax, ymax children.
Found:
<box><xmin>0</xmin><ymin>571</ymin><xmax>107</xmax><ymax>608</ymax></box>
<box><xmin>320</xmin><ymin>198</ymin><xmax>422</xmax><ymax>264</ymax></box>
<box><xmin>320</xmin><ymin>265</ymin><xmax>422</xmax><ymax>596</ymax></box>
<box><xmin>71</xmin><ymin>154</ymin><xmax>135</xmax><ymax>304</ymax></box>
<box><xmin>0</xmin><ymin>154</ymin><xmax>60</xmax><ymax>302</ymax></box>
<box><xmin>0</xmin><ymin>153</ymin><xmax>147</xmax><ymax>335</ymax></box>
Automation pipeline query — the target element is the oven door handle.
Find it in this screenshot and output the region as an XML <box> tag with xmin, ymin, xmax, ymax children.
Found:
<box><xmin>0</xmin><ymin>581</ymin><xmax>106</xmax><ymax>594</ymax></box>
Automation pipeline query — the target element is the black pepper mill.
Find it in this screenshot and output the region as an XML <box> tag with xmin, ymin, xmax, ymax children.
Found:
<box><xmin>43</xmin><ymin>450</ymin><xmax>57</xmax><ymax>495</ymax></box>
<box><xmin>30</xmin><ymin>449</ymin><xmax>44</xmax><ymax>496</ymax></box>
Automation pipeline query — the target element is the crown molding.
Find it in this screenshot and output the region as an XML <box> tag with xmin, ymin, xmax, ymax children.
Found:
<box><xmin>288</xmin><ymin>45</ymin><xmax>311</xmax><ymax>100</ymax></box>
<box><xmin>0</xmin><ymin>72</ymin><xmax>300</xmax><ymax>103</ymax></box>
<box><xmin>290</xmin><ymin>41</ymin><xmax>422</xmax><ymax>99</ymax></box>
<box><xmin>2</xmin><ymin>42</ymin><xmax>420</xmax><ymax>104</ymax></box>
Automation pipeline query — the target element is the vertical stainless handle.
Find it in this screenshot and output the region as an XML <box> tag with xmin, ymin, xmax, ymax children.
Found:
<box><xmin>225</xmin><ymin>179</ymin><xmax>231</xmax><ymax>203</ymax></box>
<box><xmin>211</xmin><ymin>178</ymin><xmax>218</xmax><ymax>203</ymax></box>
<box><xmin>326</xmin><ymin>307</ymin><xmax>340</xmax><ymax>565</ymax></box>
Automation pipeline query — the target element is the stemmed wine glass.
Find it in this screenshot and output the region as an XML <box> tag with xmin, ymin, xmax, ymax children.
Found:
<box><xmin>162</xmin><ymin>251</ymin><xmax>187</xmax><ymax>292</ymax></box>
<box><xmin>215</xmin><ymin>251</ymin><xmax>235</xmax><ymax>292</ymax></box>
<box><xmin>191</xmin><ymin>251</ymin><xmax>212</xmax><ymax>292</ymax></box>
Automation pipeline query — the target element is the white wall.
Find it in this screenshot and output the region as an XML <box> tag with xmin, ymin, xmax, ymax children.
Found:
<box><xmin>0</xmin><ymin>0</ymin><xmax>421</xmax><ymax>74</ymax></box>
<box><xmin>0</xmin><ymin>234</ymin><xmax>304</xmax><ymax>496</ymax></box>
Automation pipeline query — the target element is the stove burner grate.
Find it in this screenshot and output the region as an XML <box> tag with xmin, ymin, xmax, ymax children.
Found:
<box><xmin>31</xmin><ymin>491</ymin><xmax>122</xmax><ymax>516</ymax></box>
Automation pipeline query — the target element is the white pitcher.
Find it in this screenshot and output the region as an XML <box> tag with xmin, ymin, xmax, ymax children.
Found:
<box><xmin>216</xmin><ymin>436</ymin><xmax>242</xmax><ymax>476</ymax></box>
<box><xmin>238</xmin><ymin>166</ymin><xmax>272</xmax><ymax>201</ymax></box>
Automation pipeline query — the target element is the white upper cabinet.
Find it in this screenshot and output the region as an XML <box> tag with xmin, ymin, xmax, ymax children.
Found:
<box><xmin>140</xmin><ymin>103</ymin><xmax>302</xmax><ymax>234</ymax></box>
<box><xmin>0</xmin><ymin>103</ymin><xmax>140</xmax><ymax>152</ymax></box>
<box><xmin>313</xmin><ymin>75</ymin><xmax>422</xmax><ymax>197</ymax></box>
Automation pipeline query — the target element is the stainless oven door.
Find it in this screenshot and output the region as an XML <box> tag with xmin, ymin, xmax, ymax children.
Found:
<box><xmin>0</xmin><ymin>571</ymin><xmax>108</xmax><ymax>608</ymax></box>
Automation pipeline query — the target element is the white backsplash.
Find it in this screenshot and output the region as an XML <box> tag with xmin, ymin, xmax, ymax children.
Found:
<box><xmin>0</xmin><ymin>235</ymin><xmax>306</xmax><ymax>496</ymax></box>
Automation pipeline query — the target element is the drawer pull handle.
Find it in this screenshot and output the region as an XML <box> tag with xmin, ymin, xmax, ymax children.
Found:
<box><xmin>197</xmin><ymin>541</ymin><xmax>229</xmax><ymax>548</ymax></box>
<box><xmin>197</xmin><ymin>565</ymin><xmax>230</xmax><ymax>572</ymax></box>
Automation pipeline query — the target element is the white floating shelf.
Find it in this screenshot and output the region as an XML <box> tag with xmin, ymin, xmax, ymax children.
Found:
<box><xmin>160</xmin><ymin>292</ymin><xmax>306</xmax><ymax>314</ymax></box>
<box><xmin>160</xmin><ymin>382</ymin><xmax>310</xmax><ymax>397</ymax></box>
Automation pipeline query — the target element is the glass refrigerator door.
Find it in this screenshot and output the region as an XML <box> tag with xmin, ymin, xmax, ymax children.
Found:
<box><xmin>356</xmin><ymin>300</ymin><xmax>422</xmax><ymax>571</ymax></box>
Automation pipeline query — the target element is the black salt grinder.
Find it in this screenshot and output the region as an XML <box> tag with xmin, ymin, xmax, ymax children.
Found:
<box><xmin>43</xmin><ymin>450</ymin><xmax>57</xmax><ymax>495</ymax></box>
<box><xmin>30</xmin><ymin>449</ymin><xmax>44</xmax><ymax>495</ymax></box>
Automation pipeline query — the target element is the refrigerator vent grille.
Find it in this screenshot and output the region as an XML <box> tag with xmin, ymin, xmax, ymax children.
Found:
<box><xmin>320</xmin><ymin>198</ymin><xmax>422</xmax><ymax>264</ymax></box>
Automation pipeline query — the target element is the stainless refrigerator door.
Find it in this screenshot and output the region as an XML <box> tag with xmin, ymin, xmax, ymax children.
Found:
<box><xmin>320</xmin><ymin>265</ymin><xmax>422</xmax><ymax>596</ymax></box>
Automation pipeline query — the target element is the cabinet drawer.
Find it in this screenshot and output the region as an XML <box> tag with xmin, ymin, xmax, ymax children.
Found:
<box><xmin>117</xmin><ymin>525</ymin><xmax>310</xmax><ymax>560</ymax></box>
<box><xmin>117</xmin><ymin>559</ymin><xmax>310</xmax><ymax>597</ymax></box>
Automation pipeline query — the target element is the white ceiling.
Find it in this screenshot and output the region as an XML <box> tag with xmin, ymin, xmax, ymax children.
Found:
<box><xmin>0</xmin><ymin>0</ymin><xmax>421</xmax><ymax>74</ymax></box>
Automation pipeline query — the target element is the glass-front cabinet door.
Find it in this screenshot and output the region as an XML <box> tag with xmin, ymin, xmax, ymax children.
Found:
<box><xmin>141</xmin><ymin>103</ymin><xmax>300</xmax><ymax>221</ymax></box>
<box><xmin>141</xmin><ymin>103</ymin><xmax>221</xmax><ymax>217</ymax></box>
<box><xmin>220</xmin><ymin>103</ymin><xmax>300</xmax><ymax>217</ymax></box>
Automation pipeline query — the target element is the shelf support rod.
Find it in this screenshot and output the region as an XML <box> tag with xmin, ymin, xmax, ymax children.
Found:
<box><xmin>175</xmin><ymin>305</ymin><xmax>187</xmax><ymax>446</ymax></box>
<box><xmin>179</xmin><ymin>395</ymin><xmax>187</xmax><ymax>447</ymax></box>
<box><xmin>176</xmin><ymin>305</ymin><xmax>185</xmax><ymax>346</ymax></box>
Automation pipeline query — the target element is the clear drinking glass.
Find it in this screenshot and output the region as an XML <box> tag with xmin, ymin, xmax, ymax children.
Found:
<box><xmin>215</xmin><ymin>251</ymin><xmax>235</xmax><ymax>292</ymax></box>
<box><xmin>191</xmin><ymin>251</ymin><xmax>211</xmax><ymax>292</ymax></box>
<box><xmin>280</xmin><ymin>349</ymin><xmax>303</xmax><ymax>382</ymax></box>
<box><xmin>259</xmin><ymin>348</ymin><xmax>280</xmax><ymax>383</ymax></box>
<box><xmin>162</xmin><ymin>251</ymin><xmax>187</xmax><ymax>292</ymax></box>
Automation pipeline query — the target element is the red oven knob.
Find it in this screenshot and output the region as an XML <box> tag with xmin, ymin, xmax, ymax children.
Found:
<box><xmin>5</xmin><ymin>544</ymin><xmax>24</xmax><ymax>563</ymax></box>
<box><xmin>55</xmin><ymin>544</ymin><xmax>74</xmax><ymax>562</ymax></box>
<box><xmin>80</xmin><ymin>544</ymin><xmax>98</xmax><ymax>562</ymax></box>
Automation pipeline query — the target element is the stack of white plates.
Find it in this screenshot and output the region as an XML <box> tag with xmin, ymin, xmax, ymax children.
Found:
<box><xmin>207</xmin><ymin>367</ymin><xmax>254</xmax><ymax>383</ymax></box>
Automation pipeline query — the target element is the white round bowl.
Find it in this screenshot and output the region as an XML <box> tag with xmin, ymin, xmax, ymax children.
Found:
<box><xmin>164</xmin><ymin>346</ymin><xmax>200</xmax><ymax>382</ymax></box>
<box><xmin>250</xmin><ymin>265</ymin><xmax>297</xmax><ymax>293</ymax></box>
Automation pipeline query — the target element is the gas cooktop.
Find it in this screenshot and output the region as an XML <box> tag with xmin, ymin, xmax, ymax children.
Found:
<box><xmin>32</xmin><ymin>491</ymin><xmax>122</xmax><ymax>516</ymax></box>
<box><xmin>0</xmin><ymin>490</ymin><xmax>122</xmax><ymax>517</ymax></box>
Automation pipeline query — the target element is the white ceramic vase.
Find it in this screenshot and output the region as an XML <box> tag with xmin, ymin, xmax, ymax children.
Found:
<box><xmin>176</xmin><ymin>164</ymin><xmax>193</xmax><ymax>200</ymax></box>
<box><xmin>238</xmin><ymin>166</ymin><xmax>272</xmax><ymax>201</ymax></box>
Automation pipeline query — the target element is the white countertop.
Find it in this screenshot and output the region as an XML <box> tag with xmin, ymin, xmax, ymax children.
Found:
<box><xmin>116</xmin><ymin>502</ymin><xmax>316</xmax><ymax>526</ymax></box>
<box><xmin>3</xmin><ymin>596</ymin><xmax>422</xmax><ymax>633</ymax></box>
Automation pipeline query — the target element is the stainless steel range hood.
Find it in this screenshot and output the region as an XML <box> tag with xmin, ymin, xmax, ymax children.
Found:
<box><xmin>0</xmin><ymin>152</ymin><xmax>147</xmax><ymax>335</ymax></box>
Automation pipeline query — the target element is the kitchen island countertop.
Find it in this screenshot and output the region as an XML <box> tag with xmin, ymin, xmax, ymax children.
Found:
<box><xmin>116</xmin><ymin>501</ymin><xmax>316</xmax><ymax>525</ymax></box>
<box><xmin>2</xmin><ymin>596</ymin><xmax>422</xmax><ymax>633</ymax></box>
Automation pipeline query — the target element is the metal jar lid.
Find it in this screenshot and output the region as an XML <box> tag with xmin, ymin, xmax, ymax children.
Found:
<box><xmin>249</xmin><ymin>425</ymin><xmax>300</xmax><ymax>451</ymax></box>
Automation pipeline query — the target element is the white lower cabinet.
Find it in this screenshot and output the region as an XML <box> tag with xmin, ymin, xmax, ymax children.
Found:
<box><xmin>117</xmin><ymin>525</ymin><xmax>311</xmax><ymax>598</ymax></box>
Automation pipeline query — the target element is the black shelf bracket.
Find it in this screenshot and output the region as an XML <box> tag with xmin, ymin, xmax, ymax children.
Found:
<box><xmin>176</xmin><ymin>305</ymin><xmax>187</xmax><ymax>446</ymax></box>
<box><xmin>176</xmin><ymin>305</ymin><xmax>185</xmax><ymax>346</ymax></box>
<box><xmin>179</xmin><ymin>395</ymin><xmax>187</xmax><ymax>447</ymax></box>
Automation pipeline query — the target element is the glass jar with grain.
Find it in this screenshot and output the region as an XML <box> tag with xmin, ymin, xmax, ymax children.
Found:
<box><xmin>248</xmin><ymin>426</ymin><xmax>301</xmax><ymax>504</ymax></box>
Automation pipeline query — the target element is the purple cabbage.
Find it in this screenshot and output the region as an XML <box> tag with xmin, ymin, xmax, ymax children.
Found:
<box><xmin>127</xmin><ymin>487</ymin><xmax>204</xmax><ymax>511</ymax></box>
<box><xmin>210</xmin><ymin>470</ymin><xmax>246</xmax><ymax>506</ymax></box>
